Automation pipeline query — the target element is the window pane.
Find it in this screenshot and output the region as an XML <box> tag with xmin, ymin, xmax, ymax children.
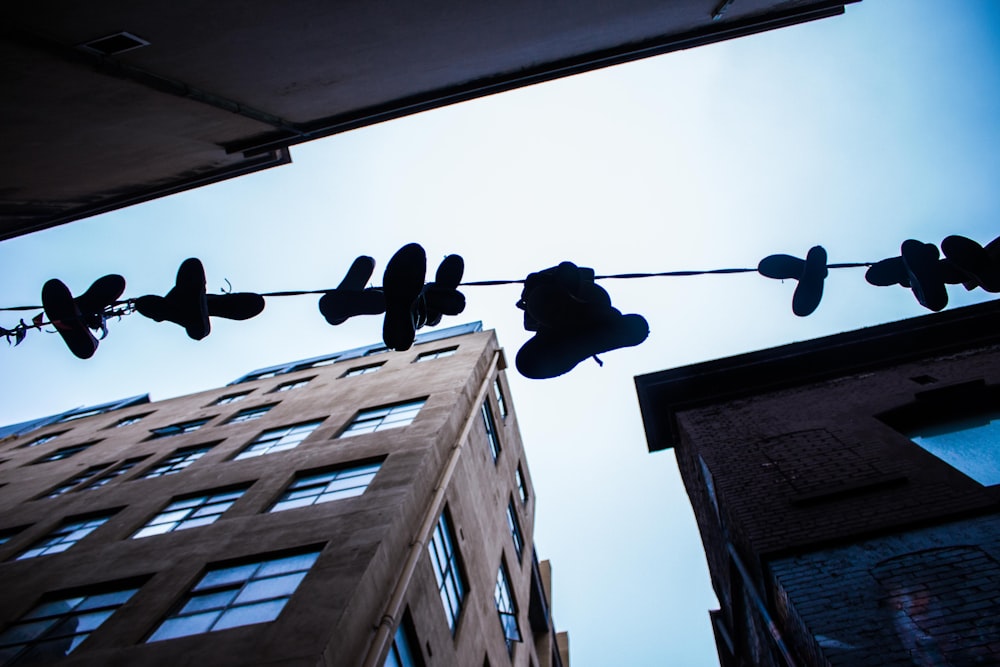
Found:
<box><xmin>257</xmin><ymin>552</ymin><xmax>319</xmax><ymax>577</ymax></box>
<box><xmin>195</xmin><ymin>564</ymin><xmax>259</xmax><ymax>591</ymax></box>
<box><xmin>234</xmin><ymin>573</ymin><xmax>306</xmax><ymax>604</ymax></box>
<box><xmin>180</xmin><ymin>590</ymin><xmax>239</xmax><ymax>615</ymax></box>
<box><xmin>213</xmin><ymin>600</ymin><xmax>285</xmax><ymax>630</ymax></box>
<box><xmin>148</xmin><ymin>612</ymin><xmax>218</xmax><ymax>642</ymax></box>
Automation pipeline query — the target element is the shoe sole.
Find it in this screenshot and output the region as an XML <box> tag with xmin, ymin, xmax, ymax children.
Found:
<box><xmin>42</xmin><ymin>279</ymin><xmax>98</xmax><ymax>359</ymax></box>
<box><xmin>382</xmin><ymin>244</ymin><xmax>426</xmax><ymax>350</ymax></box>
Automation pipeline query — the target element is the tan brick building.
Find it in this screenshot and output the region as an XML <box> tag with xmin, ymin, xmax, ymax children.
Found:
<box><xmin>0</xmin><ymin>322</ymin><xmax>569</xmax><ymax>667</ymax></box>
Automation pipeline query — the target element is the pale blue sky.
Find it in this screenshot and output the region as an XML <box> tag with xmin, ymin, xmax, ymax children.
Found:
<box><xmin>2</xmin><ymin>1</ymin><xmax>1000</xmax><ymax>664</ymax></box>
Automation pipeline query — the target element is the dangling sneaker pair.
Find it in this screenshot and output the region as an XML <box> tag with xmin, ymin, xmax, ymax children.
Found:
<box><xmin>865</xmin><ymin>240</ymin><xmax>949</xmax><ymax>311</ymax></box>
<box><xmin>42</xmin><ymin>275</ymin><xmax>126</xmax><ymax>359</ymax></box>
<box><xmin>135</xmin><ymin>258</ymin><xmax>265</xmax><ymax>340</ymax></box>
<box><xmin>515</xmin><ymin>261</ymin><xmax>649</xmax><ymax>380</ymax></box>
<box><xmin>757</xmin><ymin>246</ymin><xmax>828</xmax><ymax>317</ymax></box>
<box><xmin>320</xmin><ymin>245</ymin><xmax>466</xmax><ymax>352</ymax></box>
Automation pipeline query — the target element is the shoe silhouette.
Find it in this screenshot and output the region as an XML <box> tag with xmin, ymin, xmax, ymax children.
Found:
<box><xmin>900</xmin><ymin>240</ymin><xmax>948</xmax><ymax>311</ymax></box>
<box><xmin>382</xmin><ymin>244</ymin><xmax>426</xmax><ymax>351</ymax></box>
<box><xmin>941</xmin><ymin>235</ymin><xmax>1000</xmax><ymax>293</ymax></box>
<box><xmin>318</xmin><ymin>256</ymin><xmax>386</xmax><ymax>326</ymax></box>
<box><xmin>135</xmin><ymin>258</ymin><xmax>265</xmax><ymax>339</ymax></box>
<box><xmin>42</xmin><ymin>274</ymin><xmax>125</xmax><ymax>359</ymax></box>
<box><xmin>514</xmin><ymin>261</ymin><xmax>648</xmax><ymax>379</ymax></box>
<box><xmin>418</xmin><ymin>254</ymin><xmax>466</xmax><ymax>328</ymax></box>
<box><xmin>757</xmin><ymin>246</ymin><xmax>828</xmax><ymax>316</ymax></box>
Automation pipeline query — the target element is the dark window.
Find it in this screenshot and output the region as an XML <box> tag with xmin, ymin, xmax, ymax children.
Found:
<box><xmin>226</xmin><ymin>405</ymin><xmax>275</xmax><ymax>424</ymax></box>
<box><xmin>33</xmin><ymin>442</ymin><xmax>95</xmax><ymax>464</ymax></box>
<box><xmin>234</xmin><ymin>421</ymin><xmax>323</xmax><ymax>460</ymax></box>
<box><xmin>274</xmin><ymin>379</ymin><xmax>311</xmax><ymax>392</ymax></box>
<box><xmin>114</xmin><ymin>414</ymin><xmax>149</xmax><ymax>428</ymax></box>
<box><xmin>0</xmin><ymin>582</ymin><xmax>141</xmax><ymax>662</ymax></box>
<box><xmin>340</xmin><ymin>400</ymin><xmax>425</xmax><ymax>438</ymax></box>
<box><xmin>149</xmin><ymin>418</ymin><xmax>211</xmax><ymax>439</ymax></box>
<box><xmin>428</xmin><ymin>510</ymin><xmax>466</xmax><ymax>632</ymax></box>
<box><xmin>341</xmin><ymin>363</ymin><xmax>383</xmax><ymax>378</ymax></box>
<box><xmin>215</xmin><ymin>392</ymin><xmax>251</xmax><ymax>405</ymax></box>
<box><xmin>385</xmin><ymin>610</ymin><xmax>424</xmax><ymax>667</ymax></box>
<box><xmin>506</xmin><ymin>501</ymin><xmax>524</xmax><ymax>562</ymax></box>
<box><xmin>44</xmin><ymin>465</ymin><xmax>112</xmax><ymax>498</ymax></box>
<box><xmin>20</xmin><ymin>433</ymin><xmax>65</xmax><ymax>448</ymax></box>
<box><xmin>415</xmin><ymin>347</ymin><xmax>457</xmax><ymax>362</ymax></box>
<box><xmin>270</xmin><ymin>461</ymin><xmax>381</xmax><ymax>513</ymax></box>
<box><xmin>81</xmin><ymin>457</ymin><xmax>148</xmax><ymax>490</ymax></box>
<box><xmin>147</xmin><ymin>549</ymin><xmax>320</xmax><ymax>642</ymax></box>
<box><xmin>494</xmin><ymin>559</ymin><xmax>522</xmax><ymax>653</ymax></box>
<box><xmin>481</xmin><ymin>401</ymin><xmax>501</xmax><ymax>462</ymax></box>
<box><xmin>515</xmin><ymin>465</ymin><xmax>528</xmax><ymax>505</ymax></box>
<box><xmin>134</xmin><ymin>488</ymin><xmax>246</xmax><ymax>539</ymax></box>
<box><xmin>493</xmin><ymin>379</ymin><xmax>508</xmax><ymax>419</ymax></box>
<box><xmin>142</xmin><ymin>445</ymin><xmax>214</xmax><ymax>478</ymax></box>
<box><xmin>908</xmin><ymin>409</ymin><xmax>1000</xmax><ymax>485</ymax></box>
<box><xmin>17</xmin><ymin>514</ymin><xmax>113</xmax><ymax>560</ymax></box>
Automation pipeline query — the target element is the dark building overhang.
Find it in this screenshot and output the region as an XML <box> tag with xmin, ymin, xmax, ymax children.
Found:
<box><xmin>635</xmin><ymin>299</ymin><xmax>1000</xmax><ymax>452</ymax></box>
<box><xmin>2</xmin><ymin>0</ymin><xmax>857</xmax><ymax>240</ymax></box>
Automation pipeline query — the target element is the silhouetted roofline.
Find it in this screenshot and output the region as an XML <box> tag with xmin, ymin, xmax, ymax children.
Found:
<box><xmin>635</xmin><ymin>300</ymin><xmax>1000</xmax><ymax>452</ymax></box>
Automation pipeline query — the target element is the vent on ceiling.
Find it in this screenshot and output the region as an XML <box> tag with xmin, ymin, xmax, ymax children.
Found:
<box><xmin>79</xmin><ymin>32</ymin><xmax>149</xmax><ymax>56</ymax></box>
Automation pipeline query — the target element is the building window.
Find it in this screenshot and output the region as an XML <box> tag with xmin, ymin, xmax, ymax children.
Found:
<box><xmin>147</xmin><ymin>549</ymin><xmax>320</xmax><ymax>642</ymax></box>
<box><xmin>506</xmin><ymin>501</ymin><xmax>524</xmax><ymax>562</ymax></box>
<box><xmin>515</xmin><ymin>465</ymin><xmax>528</xmax><ymax>505</ymax></box>
<box><xmin>0</xmin><ymin>527</ymin><xmax>22</xmax><ymax>546</ymax></box>
<box><xmin>21</xmin><ymin>432</ymin><xmax>65</xmax><ymax>448</ymax></box>
<box><xmin>226</xmin><ymin>405</ymin><xmax>275</xmax><ymax>424</ymax></box>
<box><xmin>481</xmin><ymin>401</ymin><xmax>501</xmax><ymax>462</ymax></box>
<box><xmin>57</xmin><ymin>408</ymin><xmax>104</xmax><ymax>423</ymax></box>
<box><xmin>341</xmin><ymin>363</ymin><xmax>383</xmax><ymax>378</ymax></box>
<box><xmin>134</xmin><ymin>488</ymin><xmax>246</xmax><ymax>539</ymax></box>
<box><xmin>270</xmin><ymin>461</ymin><xmax>381</xmax><ymax>513</ymax></box>
<box><xmin>234</xmin><ymin>421</ymin><xmax>323</xmax><ymax>460</ymax></box>
<box><xmin>385</xmin><ymin>611</ymin><xmax>424</xmax><ymax>667</ymax></box>
<box><xmin>82</xmin><ymin>457</ymin><xmax>148</xmax><ymax>490</ymax></box>
<box><xmin>365</xmin><ymin>346</ymin><xmax>389</xmax><ymax>356</ymax></box>
<box><xmin>114</xmin><ymin>414</ymin><xmax>148</xmax><ymax>428</ymax></box>
<box><xmin>340</xmin><ymin>400</ymin><xmax>425</xmax><ymax>438</ymax></box>
<box><xmin>245</xmin><ymin>371</ymin><xmax>280</xmax><ymax>381</ymax></box>
<box><xmin>43</xmin><ymin>464</ymin><xmax>112</xmax><ymax>498</ymax></box>
<box><xmin>33</xmin><ymin>442</ymin><xmax>94</xmax><ymax>464</ymax></box>
<box><xmin>0</xmin><ymin>582</ymin><xmax>141</xmax><ymax>662</ymax></box>
<box><xmin>16</xmin><ymin>514</ymin><xmax>112</xmax><ymax>560</ymax></box>
<box><xmin>215</xmin><ymin>392</ymin><xmax>251</xmax><ymax>405</ymax></box>
<box><xmin>908</xmin><ymin>409</ymin><xmax>1000</xmax><ymax>486</ymax></box>
<box><xmin>274</xmin><ymin>379</ymin><xmax>311</xmax><ymax>392</ymax></box>
<box><xmin>149</xmin><ymin>418</ymin><xmax>212</xmax><ymax>439</ymax></box>
<box><xmin>415</xmin><ymin>346</ymin><xmax>457</xmax><ymax>362</ymax></box>
<box><xmin>142</xmin><ymin>445</ymin><xmax>214</xmax><ymax>478</ymax></box>
<box><xmin>428</xmin><ymin>510</ymin><xmax>466</xmax><ymax>632</ymax></box>
<box><xmin>495</xmin><ymin>560</ymin><xmax>522</xmax><ymax>653</ymax></box>
<box><xmin>493</xmin><ymin>379</ymin><xmax>508</xmax><ymax>419</ymax></box>
<box><xmin>293</xmin><ymin>357</ymin><xmax>337</xmax><ymax>371</ymax></box>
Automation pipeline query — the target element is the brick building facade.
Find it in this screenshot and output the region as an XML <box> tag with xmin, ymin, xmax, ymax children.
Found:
<box><xmin>636</xmin><ymin>301</ymin><xmax>1000</xmax><ymax>666</ymax></box>
<box><xmin>0</xmin><ymin>323</ymin><xmax>569</xmax><ymax>667</ymax></box>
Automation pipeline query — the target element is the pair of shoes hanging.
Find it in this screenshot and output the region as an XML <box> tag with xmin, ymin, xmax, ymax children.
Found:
<box><xmin>135</xmin><ymin>258</ymin><xmax>265</xmax><ymax>339</ymax></box>
<box><xmin>515</xmin><ymin>261</ymin><xmax>648</xmax><ymax>379</ymax></box>
<box><xmin>42</xmin><ymin>275</ymin><xmax>125</xmax><ymax>359</ymax></box>
<box><xmin>319</xmin><ymin>244</ymin><xmax>466</xmax><ymax>351</ymax></box>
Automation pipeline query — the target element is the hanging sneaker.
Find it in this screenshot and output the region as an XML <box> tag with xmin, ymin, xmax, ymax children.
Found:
<box><xmin>941</xmin><ymin>235</ymin><xmax>1000</xmax><ymax>293</ymax></box>
<box><xmin>381</xmin><ymin>244</ymin><xmax>426</xmax><ymax>351</ymax></box>
<box><xmin>900</xmin><ymin>240</ymin><xmax>948</xmax><ymax>311</ymax></box>
<box><xmin>420</xmin><ymin>254</ymin><xmax>466</xmax><ymax>327</ymax></box>
<box><xmin>318</xmin><ymin>256</ymin><xmax>386</xmax><ymax>326</ymax></box>
<box><xmin>757</xmin><ymin>246</ymin><xmax>827</xmax><ymax>316</ymax></box>
<box><xmin>42</xmin><ymin>274</ymin><xmax>125</xmax><ymax>359</ymax></box>
<box><xmin>134</xmin><ymin>258</ymin><xmax>210</xmax><ymax>339</ymax></box>
<box><xmin>516</xmin><ymin>311</ymin><xmax>649</xmax><ymax>379</ymax></box>
<box><xmin>206</xmin><ymin>293</ymin><xmax>266</xmax><ymax>320</ymax></box>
